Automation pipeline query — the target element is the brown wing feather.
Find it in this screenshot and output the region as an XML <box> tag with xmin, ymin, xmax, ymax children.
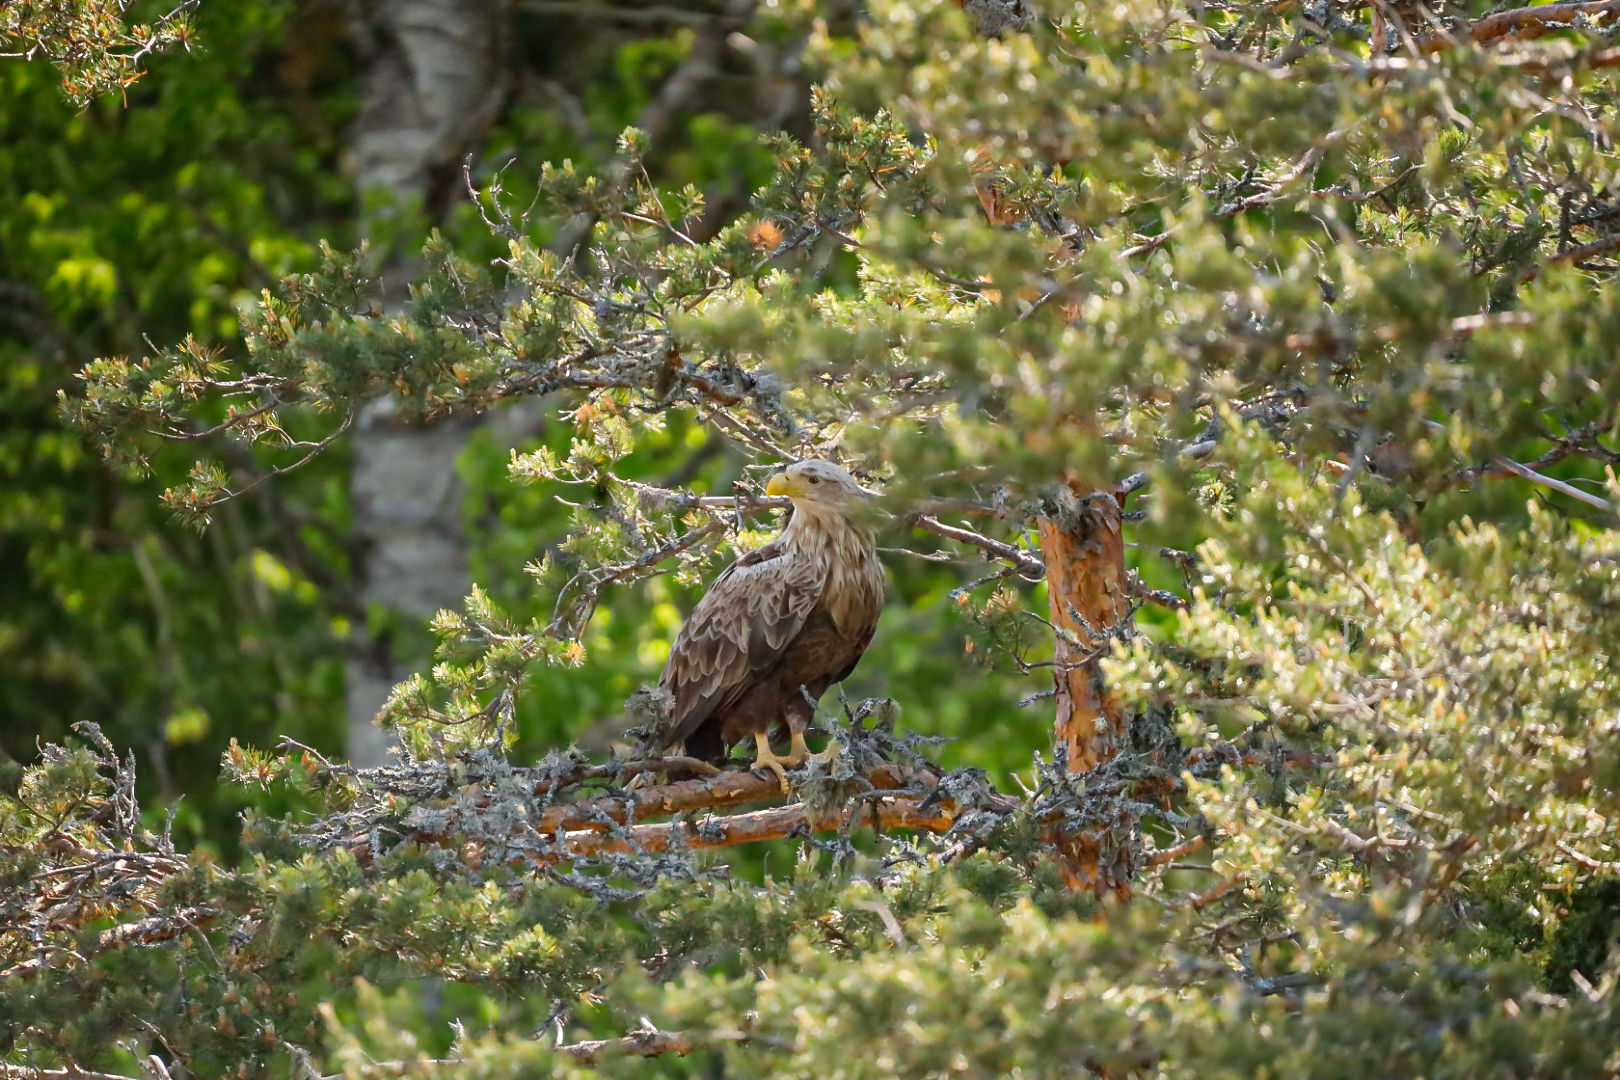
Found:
<box><xmin>832</xmin><ymin>623</ymin><xmax>876</xmax><ymax>684</ymax></box>
<box><xmin>658</xmin><ymin>539</ymin><xmax>820</xmax><ymax>750</ymax></box>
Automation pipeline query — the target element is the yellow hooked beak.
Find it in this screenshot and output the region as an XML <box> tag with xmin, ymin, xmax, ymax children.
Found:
<box><xmin>765</xmin><ymin>472</ymin><xmax>795</xmax><ymax>498</ymax></box>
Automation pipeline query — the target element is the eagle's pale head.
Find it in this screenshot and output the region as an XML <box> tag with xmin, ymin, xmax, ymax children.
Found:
<box><xmin>765</xmin><ymin>459</ymin><xmax>880</xmax><ymax>512</ymax></box>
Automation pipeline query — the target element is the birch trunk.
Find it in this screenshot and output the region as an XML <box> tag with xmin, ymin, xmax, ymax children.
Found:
<box><xmin>345</xmin><ymin>0</ymin><xmax>505</xmax><ymax>766</ymax></box>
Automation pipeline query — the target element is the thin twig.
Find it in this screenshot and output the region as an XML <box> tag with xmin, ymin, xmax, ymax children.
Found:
<box><xmin>913</xmin><ymin>516</ymin><xmax>1046</xmax><ymax>578</ymax></box>
<box><xmin>1492</xmin><ymin>455</ymin><xmax>1616</xmax><ymax>512</ymax></box>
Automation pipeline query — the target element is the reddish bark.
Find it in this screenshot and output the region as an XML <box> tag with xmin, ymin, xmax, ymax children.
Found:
<box><xmin>1035</xmin><ymin>481</ymin><xmax>1134</xmax><ymax>899</ymax></box>
<box><xmin>1035</xmin><ymin>484</ymin><xmax>1130</xmax><ymax>773</ymax></box>
<box><xmin>550</xmin><ymin>797</ymin><xmax>956</xmax><ymax>860</ymax></box>
<box><xmin>1415</xmin><ymin>0</ymin><xmax>1620</xmax><ymax>53</ymax></box>
<box><xmin>534</xmin><ymin>762</ymin><xmax>935</xmax><ymax>833</ymax></box>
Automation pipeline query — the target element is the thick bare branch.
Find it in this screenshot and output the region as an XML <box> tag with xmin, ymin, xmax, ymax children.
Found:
<box><xmin>1519</xmin><ymin>231</ymin><xmax>1620</xmax><ymax>282</ymax></box>
<box><xmin>551</xmin><ymin>795</ymin><xmax>959</xmax><ymax>859</ymax></box>
<box><xmin>1146</xmin><ymin>834</ymin><xmax>1207</xmax><ymax>867</ymax></box>
<box><xmin>534</xmin><ymin>761</ymin><xmax>938</xmax><ymax>833</ymax></box>
<box><xmin>1</xmin><ymin>907</ymin><xmax>212</xmax><ymax>981</ymax></box>
<box><xmin>1</xmin><ymin>1068</ymin><xmax>146</xmax><ymax>1080</ymax></box>
<box><xmin>1415</xmin><ymin>0</ymin><xmax>1620</xmax><ymax>53</ymax></box>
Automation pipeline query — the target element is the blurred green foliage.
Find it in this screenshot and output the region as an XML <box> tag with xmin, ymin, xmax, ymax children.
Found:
<box><xmin>0</xmin><ymin>0</ymin><xmax>353</xmax><ymax>843</ymax></box>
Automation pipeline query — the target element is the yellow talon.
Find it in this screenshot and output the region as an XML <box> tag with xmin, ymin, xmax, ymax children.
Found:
<box><xmin>751</xmin><ymin>730</ymin><xmax>791</xmax><ymax>792</ymax></box>
<box><xmin>785</xmin><ymin>729</ymin><xmax>812</xmax><ymax>767</ymax></box>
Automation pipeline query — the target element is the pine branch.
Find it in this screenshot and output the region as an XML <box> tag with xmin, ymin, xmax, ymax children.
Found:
<box><xmin>1184</xmin><ymin>744</ymin><xmax>1336</xmax><ymax>771</ymax></box>
<box><xmin>333</xmin><ymin>1031</ymin><xmax>703</xmax><ymax>1076</ymax></box>
<box><xmin>1519</xmin><ymin>231</ymin><xmax>1620</xmax><ymax>282</ymax></box>
<box><xmin>1145</xmin><ymin>834</ymin><xmax>1207</xmax><ymax>867</ymax></box>
<box><xmin>2</xmin><ymin>1027</ymin><xmax>715</xmax><ymax>1080</ymax></box>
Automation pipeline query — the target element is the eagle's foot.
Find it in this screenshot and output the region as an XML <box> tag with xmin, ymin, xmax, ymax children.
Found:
<box><xmin>751</xmin><ymin>731</ymin><xmax>792</xmax><ymax>793</ymax></box>
<box><xmin>786</xmin><ymin>730</ymin><xmax>840</xmax><ymax>769</ymax></box>
<box><xmin>785</xmin><ymin>729</ymin><xmax>812</xmax><ymax>768</ymax></box>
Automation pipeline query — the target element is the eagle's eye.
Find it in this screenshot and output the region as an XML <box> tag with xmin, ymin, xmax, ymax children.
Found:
<box><xmin>807</xmin><ymin>475</ymin><xmax>821</xmax><ymax>484</ymax></box>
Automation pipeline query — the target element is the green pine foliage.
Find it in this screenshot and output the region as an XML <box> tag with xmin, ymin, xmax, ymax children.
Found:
<box><xmin>6</xmin><ymin>0</ymin><xmax>1620</xmax><ymax>1076</ymax></box>
<box><xmin>1</xmin><ymin>0</ymin><xmax>200</xmax><ymax>105</ymax></box>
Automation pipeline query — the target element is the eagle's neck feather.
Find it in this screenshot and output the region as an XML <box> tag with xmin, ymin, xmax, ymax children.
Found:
<box><xmin>781</xmin><ymin>506</ymin><xmax>882</xmax><ymax>632</ymax></box>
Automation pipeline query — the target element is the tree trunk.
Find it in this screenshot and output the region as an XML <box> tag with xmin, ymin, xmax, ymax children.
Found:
<box><xmin>345</xmin><ymin>0</ymin><xmax>505</xmax><ymax>766</ymax></box>
<box><xmin>1035</xmin><ymin>481</ymin><xmax>1135</xmax><ymax>900</ymax></box>
<box><xmin>1036</xmin><ymin>484</ymin><xmax>1129</xmax><ymax>771</ymax></box>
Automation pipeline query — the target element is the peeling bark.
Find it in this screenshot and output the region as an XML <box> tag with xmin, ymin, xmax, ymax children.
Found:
<box><xmin>1036</xmin><ymin>483</ymin><xmax>1129</xmax><ymax>773</ymax></box>
<box><xmin>1035</xmin><ymin>481</ymin><xmax>1135</xmax><ymax>900</ymax></box>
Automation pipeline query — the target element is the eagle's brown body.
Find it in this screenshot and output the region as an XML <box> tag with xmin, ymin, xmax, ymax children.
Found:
<box><xmin>658</xmin><ymin>460</ymin><xmax>884</xmax><ymax>773</ymax></box>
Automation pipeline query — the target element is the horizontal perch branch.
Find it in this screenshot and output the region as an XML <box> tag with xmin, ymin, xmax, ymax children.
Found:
<box><xmin>1</xmin><ymin>1068</ymin><xmax>146</xmax><ymax>1080</ymax></box>
<box><xmin>534</xmin><ymin>761</ymin><xmax>938</xmax><ymax>833</ymax></box>
<box><xmin>0</xmin><ymin>1023</ymin><xmax>753</xmax><ymax>1080</ymax></box>
<box><xmin>337</xmin><ymin>1030</ymin><xmax>714</xmax><ymax>1076</ymax></box>
<box><xmin>1185</xmin><ymin>744</ymin><xmax>1335</xmax><ymax>771</ymax></box>
<box><xmin>1146</xmin><ymin>834</ymin><xmax>1207</xmax><ymax>867</ymax></box>
<box><xmin>549</xmin><ymin>795</ymin><xmax>960</xmax><ymax>860</ymax></box>
<box><xmin>1491</xmin><ymin>455</ymin><xmax>1616</xmax><ymax>513</ymax></box>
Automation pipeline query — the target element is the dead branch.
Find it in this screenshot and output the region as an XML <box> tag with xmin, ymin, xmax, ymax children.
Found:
<box><xmin>1185</xmin><ymin>744</ymin><xmax>1336</xmax><ymax>771</ymax></box>
<box><xmin>1</xmin><ymin>907</ymin><xmax>212</xmax><ymax>981</ymax></box>
<box><xmin>552</xmin><ymin>1027</ymin><xmax>710</xmax><ymax>1066</ymax></box>
<box><xmin>1519</xmin><ymin>231</ymin><xmax>1620</xmax><ymax>283</ymax></box>
<box><xmin>550</xmin><ymin>518</ymin><xmax>727</xmax><ymax>633</ymax></box>
<box><xmin>1556</xmin><ymin>840</ymin><xmax>1620</xmax><ymax>872</ymax></box>
<box><xmin>1187</xmin><ymin>875</ymin><xmax>1246</xmax><ymax>910</ymax></box>
<box><xmin>1447</xmin><ymin>311</ymin><xmax>1537</xmax><ymax>337</ymax></box>
<box><xmin>534</xmin><ymin>761</ymin><xmax>937</xmax><ymax>833</ymax></box>
<box><xmin>1415</xmin><ymin>0</ymin><xmax>1620</xmax><ymax>53</ymax></box>
<box><xmin>550</xmin><ymin>795</ymin><xmax>959</xmax><ymax>860</ymax></box>
<box><xmin>913</xmin><ymin>515</ymin><xmax>1046</xmax><ymax>578</ymax></box>
<box><xmin>1127</xmin><ymin>571</ymin><xmax>1189</xmax><ymax>611</ymax></box>
<box><xmin>1124</xmin><ymin>140</ymin><xmax>1334</xmax><ymax>258</ymax></box>
<box><xmin>1146</xmin><ymin>834</ymin><xmax>1208</xmax><ymax>867</ymax></box>
<box><xmin>627</xmin><ymin>480</ymin><xmax>1000</xmax><ymax>522</ymax></box>
<box><xmin>335</xmin><ymin>1027</ymin><xmax>719</xmax><ymax>1076</ymax></box>
<box><xmin>1447</xmin><ymin>425</ymin><xmax>1614</xmax><ymax>487</ymax></box>
<box><xmin>1509</xmin><ymin>43</ymin><xmax>1620</xmax><ymax>76</ymax></box>
<box><xmin>0</xmin><ymin>1025</ymin><xmax>724</xmax><ymax>1080</ymax></box>
<box><xmin>1491</xmin><ymin>455</ymin><xmax>1616</xmax><ymax>513</ymax></box>
<box><xmin>0</xmin><ymin>1068</ymin><xmax>145</xmax><ymax>1080</ymax></box>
